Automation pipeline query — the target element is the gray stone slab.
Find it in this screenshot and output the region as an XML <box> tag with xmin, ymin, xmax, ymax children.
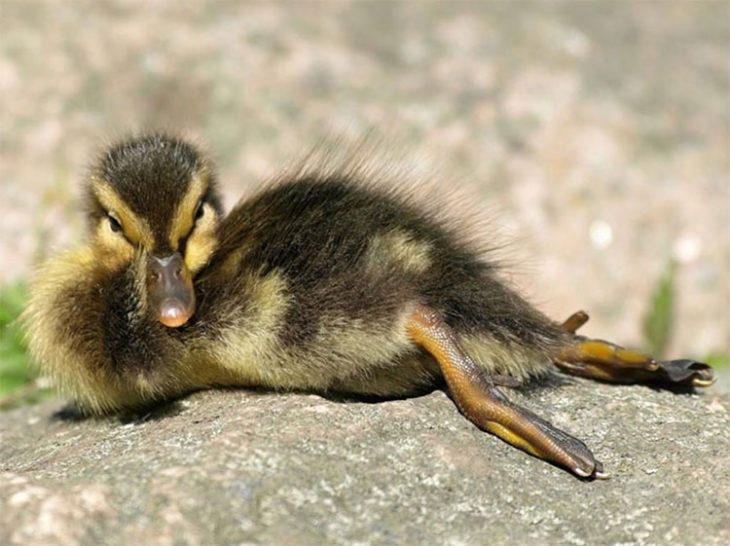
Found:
<box><xmin>1</xmin><ymin>379</ymin><xmax>728</xmax><ymax>545</ymax></box>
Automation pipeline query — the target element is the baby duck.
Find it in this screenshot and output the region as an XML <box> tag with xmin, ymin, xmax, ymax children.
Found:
<box><xmin>25</xmin><ymin>134</ymin><xmax>714</xmax><ymax>479</ymax></box>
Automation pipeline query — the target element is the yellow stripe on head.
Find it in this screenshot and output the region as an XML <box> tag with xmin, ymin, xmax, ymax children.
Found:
<box><xmin>184</xmin><ymin>201</ymin><xmax>218</xmax><ymax>273</ymax></box>
<box><xmin>169</xmin><ymin>169</ymin><xmax>208</xmax><ymax>250</ymax></box>
<box><xmin>91</xmin><ymin>178</ymin><xmax>154</xmax><ymax>247</ymax></box>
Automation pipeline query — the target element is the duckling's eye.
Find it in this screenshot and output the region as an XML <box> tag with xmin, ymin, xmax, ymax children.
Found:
<box><xmin>194</xmin><ymin>200</ymin><xmax>205</xmax><ymax>222</ymax></box>
<box><xmin>107</xmin><ymin>213</ymin><xmax>122</xmax><ymax>233</ymax></box>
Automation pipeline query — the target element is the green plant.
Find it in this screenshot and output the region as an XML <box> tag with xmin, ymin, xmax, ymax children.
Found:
<box><xmin>0</xmin><ymin>281</ymin><xmax>32</xmax><ymax>393</ymax></box>
<box><xmin>0</xmin><ymin>280</ymin><xmax>53</xmax><ymax>409</ymax></box>
<box><xmin>642</xmin><ymin>259</ymin><xmax>676</xmax><ymax>359</ymax></box>
<box><xmin>703</xmin><ymin>352</ymin><xmax>730</xmax><ymax>370</ymax></box>
<box><xmin>642</xmin><ymin>259</ymin><xmax>730</xmax><ymax>371</ymax></box>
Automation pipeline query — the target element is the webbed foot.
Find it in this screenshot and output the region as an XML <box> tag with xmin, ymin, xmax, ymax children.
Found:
<box><xmin>555</xmin><ymin>311</ymin><xmax>715</xmax><ymax>388</ymax></box>
<box><xmin>407</xmin><ymin>305</ymin><xmax>606</xmax><ymax>479</ymax></box>
<box><xmin>638</xmin><ymin>358</ymin><xmax>713</xmax><ymax>387</ymax></box>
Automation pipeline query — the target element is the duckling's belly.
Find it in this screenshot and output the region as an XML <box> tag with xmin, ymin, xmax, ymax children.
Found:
<box><xmin>192</xmin><ymin>259</ymin><xmax>444</xmax><ymax>397</ymax></box>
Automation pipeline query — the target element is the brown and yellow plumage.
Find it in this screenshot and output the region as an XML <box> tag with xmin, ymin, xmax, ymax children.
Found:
<box><xmin>25</xmin><ymin>133</ymin><xmax>714</xmax><ymax>478</ymax></box>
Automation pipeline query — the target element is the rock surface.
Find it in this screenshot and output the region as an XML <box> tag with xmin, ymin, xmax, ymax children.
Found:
<box><xmin>1</xmin><ymin>380</ymin><xmax>729</xmax><ymax>545</ymax></box>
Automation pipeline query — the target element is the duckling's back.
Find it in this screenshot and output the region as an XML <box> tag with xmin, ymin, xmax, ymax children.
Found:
<box><xmin>194</xmin><ymin>175</ymin><xmax>567</xmax><ymax>396</ymax></box>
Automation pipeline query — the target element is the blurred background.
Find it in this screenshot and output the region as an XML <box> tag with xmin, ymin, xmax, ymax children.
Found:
<box><xmin>1</xmin><ymin>1</ymin><xmax>728</xmax><ymax>404</ymax></box>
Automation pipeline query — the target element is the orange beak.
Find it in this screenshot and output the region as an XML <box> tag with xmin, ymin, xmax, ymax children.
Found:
<box><xmin>147</xmin><ymin>252</ymin><xmax>196</xmax><ymax>328</ymax></box>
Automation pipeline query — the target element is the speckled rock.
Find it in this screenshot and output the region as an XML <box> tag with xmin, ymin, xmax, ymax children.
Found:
<box><xmin>1</xmin><ymin>380</ymin><xmax>729</xmax><ymax>545</ymax></box>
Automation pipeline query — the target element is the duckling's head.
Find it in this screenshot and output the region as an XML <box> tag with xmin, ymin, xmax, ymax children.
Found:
<box><xmin>87</xmin><ymin>134</ymin><xmax>223</xmax><ymax>327</ymax></box>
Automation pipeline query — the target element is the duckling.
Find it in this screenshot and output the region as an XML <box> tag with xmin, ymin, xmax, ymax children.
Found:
<box><xmin>25</xmin><ymin>133</ymin><xmax>714</xmax><ymax>479</ymax></box>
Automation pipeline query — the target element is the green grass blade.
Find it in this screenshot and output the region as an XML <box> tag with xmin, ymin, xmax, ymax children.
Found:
<box><xmin>642</xmin><ymin>260</ymin><xmax>676</xmax><ymax>359</ymax></box>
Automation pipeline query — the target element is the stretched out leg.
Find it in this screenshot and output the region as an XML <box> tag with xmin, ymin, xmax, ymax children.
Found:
<box><xmin>406</xmin><ymin>305</ymin><xmax>605</xmax><ymax>479</ymax></box>
<box><xmin>555</xmin><ymin>311</ymin><xmax>714</xmax><ymax>387</ymax></box>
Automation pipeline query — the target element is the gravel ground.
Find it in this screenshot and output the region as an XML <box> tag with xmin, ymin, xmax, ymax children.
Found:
<box><xmin>1</xmin><ymin>5</ymin><xmax>728</xmax><ymax>360</ymax></box>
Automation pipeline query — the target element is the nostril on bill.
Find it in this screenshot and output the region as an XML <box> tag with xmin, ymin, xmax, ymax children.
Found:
<box><xmin>146</xmin><ymin>252</ymin><xmax>196</xmax><ymax>328</ymax></box>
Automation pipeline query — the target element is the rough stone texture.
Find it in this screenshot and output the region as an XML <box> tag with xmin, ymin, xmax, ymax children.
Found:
<box><xmin>1</xmin><ymin>381</ymin><xmax>729</xmax><ymax>545</ymax></box>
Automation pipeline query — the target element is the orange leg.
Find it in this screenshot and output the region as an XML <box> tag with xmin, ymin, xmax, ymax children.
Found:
<box><xmin>555</xmin><ymin>311</ymin><xmax>714</xmax><ymax>387</ymax></box>
<box><xmin>407</xmin><ymin>305</ymin><xmax>605</xmax><ymax>479</ymax></box>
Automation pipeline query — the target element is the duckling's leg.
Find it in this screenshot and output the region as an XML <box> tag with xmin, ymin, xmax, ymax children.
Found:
<box><xmin>406</xmin><ymin>305</ymin><xmax>605</xmax><ymax>479</ymax></box>
<box><xmin>554</xmin><ymin>311</ymin><xmax>715</xmax><ymax>387</ymax></box>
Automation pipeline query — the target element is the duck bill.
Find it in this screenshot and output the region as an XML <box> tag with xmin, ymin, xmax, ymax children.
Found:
<box><xmin>147</xmin><ymin>252</ymin><xmax>196</xmax><ymax>328</ymax></box>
